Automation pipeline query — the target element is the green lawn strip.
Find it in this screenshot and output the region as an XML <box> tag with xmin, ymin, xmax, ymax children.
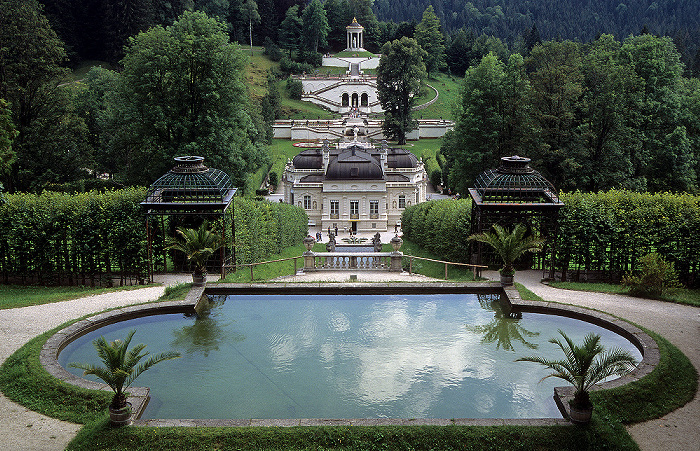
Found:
<box><xmin>549</xmin><ymin>281</ymin><xmax>700</xmax><ymax>307</ymax></box>
<box><xmin>0</xmin><ymin>284</ymin><xmax>157</xmax><ymax>310</ymax></box>
<box><xmin>66</xmin><ymin>421</ymin><xmax>637</xmax><ymax>451</ymax></box>
<box><xmin>414</xmin><ymin>73</ymin><xmax>461</xmax><ymax>121</ymax></box>
<box><xmin>221</xmin><ymin>243</ymin><xmax>312</xmax><ymax>282</ymax></box>
<box><xmin>0</xmin><ymin>321</ymin><xmax>113</xmax><ymax>424</ymax></box>
<box><xmin>514</xmin><ymin>283</ymin><xmax>546</xmax><ymax>302</ymax></box>
<box><xmin>590</xmin><ymin>327</ymin><xmax>698</xmax><ymax>425</ymax></box>
<box><xmin>400</xmin><ymin>239</ymin><xmax>477</xmax><ymax>281</ymax></box>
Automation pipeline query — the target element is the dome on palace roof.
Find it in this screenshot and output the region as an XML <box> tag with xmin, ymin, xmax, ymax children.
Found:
<box><xmin>386</xmin><ymin>148</ymin><xmax>418</xmax><ymax>169</ymax></box>
<box><xmin>292</xmin><ymin>149</ymin><xmax>323</xmax><ymax>169</ymax></box>
<box><xmin>326</xmin><ymin>146</ymin><xmax>383</xmax><ymax>180</ymax></box>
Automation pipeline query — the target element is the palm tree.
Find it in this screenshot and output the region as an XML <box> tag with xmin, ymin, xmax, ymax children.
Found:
<box><xmin>167</xmin><ymin>222</ymin><xmax>224</xmax><ymax>280</ymax></box>
<box><xmin>516</xmin><ymin>329</ymin><xmax>637</xmax><ymax>422</ymax></box>
<box><xmin>70</xmin><ymin>330</ymin><xmax>180</xmax><ymax>413</ymax></box>
<box><xmin>468</xmin><ymin>223</ymin><xmax>544</xmax><ymax>284</ymax></box>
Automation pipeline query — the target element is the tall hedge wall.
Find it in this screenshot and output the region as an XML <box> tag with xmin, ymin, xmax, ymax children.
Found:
<box><xmin>232</xmin><ymin>198</ymin><xmax>308</xmax><ymax>266</ymax></box>
<box><xmin>0</xmin><ymin>188</ymin><xmax>149</xmax><ymax>285</ymax></box>
<box><xmin>0</xmin><ymin>190</ymin><xmax>308</xmax><ymax>285</ymax></box>
<box><xmin>555</xmin><ymin>191</ymin><xmax>700</xmax><ymax>282</ymax></box>
<box><xmin>401</xmin><ymin>191</ymin><xmax>700</xmax><ymax>285</ymax></box>
<box><xmin>401</xmin><ymin>199</ymin><xmax>472</xmax><ymax>263</ymax></box>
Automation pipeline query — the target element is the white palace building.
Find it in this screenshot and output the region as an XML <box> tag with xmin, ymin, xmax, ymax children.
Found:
<box><xmin>278</xmin><ymin>19</ymin><xmax>451</xmax><ymax>231</ymax></box>
<box><xmin>283</xmin><ymin>120</ymin><xmax>428</xmax><ymax>233</ymax></box>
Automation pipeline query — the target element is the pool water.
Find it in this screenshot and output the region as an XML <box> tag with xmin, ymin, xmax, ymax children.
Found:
<box><xmin>59</xmin><ymin>293</ymin><xmax>641</xmax><ymax>420</ymax></box>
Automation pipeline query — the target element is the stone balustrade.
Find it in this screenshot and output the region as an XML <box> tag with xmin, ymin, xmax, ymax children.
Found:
<box><xmin>303</xmin><ymin>252</ymin><xmax>403</xmax><ymax>272</ymax></box>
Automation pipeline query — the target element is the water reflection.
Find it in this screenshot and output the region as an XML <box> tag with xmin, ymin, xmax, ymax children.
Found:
<box><xmin>468</xmin><ymin>294</ymin><xmax>540</xmax><ymax>351</ymax></box>
<box><xmin>171</xmin><ymin>295</ymin><xmax>245</xmax><ymax>356</ymax></box>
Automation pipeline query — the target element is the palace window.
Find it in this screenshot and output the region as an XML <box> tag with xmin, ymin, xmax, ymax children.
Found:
<box><xmin>350</xmin><ymin>200</ymin><xmax>359</xmax><ymax>219</ymax></box>
<box><xmin>370</xmin><ymin>200</ymin><xmax>379</xmax><ymax>219</ymax></box>
<box><xmin>398</xmin><ymin>195</ymin><xmax>406</xmax><ymax>209</ymax></box>
<box><xmin>330</xmin><ymin>200</ymin><xmax>339</xmax><ymax>219</ymax></box>
<box><xmin>303</xmin><ymin>195</ymin><xmax>311</xmax><ymax>210</ymax></box>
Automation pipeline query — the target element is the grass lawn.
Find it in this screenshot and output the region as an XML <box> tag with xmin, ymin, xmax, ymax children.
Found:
<box><xmin>414</xmin><ymin>72</ymin><xmax>461</xmax><ymax>121</ymax></box>
<box><xmin>0</xmin><ymin>284</ymin><xmax>155</xmax><ymax>310</ymax></box>
<box><xmin>549</xmin><ymin>281</ymin><xmax>700</xmax><ymax>307</ymax></box>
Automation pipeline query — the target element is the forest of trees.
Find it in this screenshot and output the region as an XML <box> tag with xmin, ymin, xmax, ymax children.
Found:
<box><xmin>440</xmin><ymin>34</ymin><xmax>700</xmax><ymax>194</ymax></box>
<box><xmin>34</xmin><ymin>0</ymin><xmax>700</xmax><ymax>75</ymax></box>
<box><xmin>2</xmin><ymin>0</ymin><xmax>700</xmax><ymax>195</ymax></box>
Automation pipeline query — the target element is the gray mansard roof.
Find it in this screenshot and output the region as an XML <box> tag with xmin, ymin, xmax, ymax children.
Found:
<box><xmin>326</xmin><ymin>147</ymin><xmax>384</xmax><ymax>180</ymax></box>
<box><xmin>291</xmin><ymin>144</ymin><xmax>419</xmax><ymax>181</ymax></box>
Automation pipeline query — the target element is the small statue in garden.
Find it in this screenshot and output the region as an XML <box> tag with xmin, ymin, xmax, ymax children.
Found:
<box><xmin>372</xmin><ymin>232</ymin><xmax>382</xmax><ymax>252</ymax></box>
<box><xmin>326</xmin><ymin>232</ymin><xmax>336</xmax><ymax>252</ymax></box>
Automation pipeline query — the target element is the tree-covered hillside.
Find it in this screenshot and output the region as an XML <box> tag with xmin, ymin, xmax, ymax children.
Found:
<box><xmin>374</xmin><ymin>0</ymin><xmax>700</xmax><ymax>44</ymax></box>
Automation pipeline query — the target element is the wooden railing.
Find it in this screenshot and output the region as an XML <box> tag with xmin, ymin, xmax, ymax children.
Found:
<box><xmin>403</xmin><ymin>255</ymin><xmax>487</xmax><ymax>280</ymax></box>
<box><xmin>226</xmin><ymin>253</ymin><xmax>488</xmax><ymax>281</ymax></box>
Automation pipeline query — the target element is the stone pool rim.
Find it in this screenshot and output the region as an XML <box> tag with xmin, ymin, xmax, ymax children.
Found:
<box><xmin>41</xmin><ymin>281</ymin><xmax>659</xmax><ymax>427</ymax></box>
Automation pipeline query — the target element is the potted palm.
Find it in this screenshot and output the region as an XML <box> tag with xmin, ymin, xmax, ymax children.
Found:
<box><xmin>516</xmin><ymin>329</ymin><xmax>637</xmax><ymax>424</ymax></box>
<box><xmin>70</xmin><ymin>330</ymin><xmax>180</xmax><ymax>426</ymax></box>
<box><xmin>468</xmin><ymin>223</ymin><xmax>544</xmax><ymax>285</ymax></box>
<box><xmin>167</xmin><ymin>221</ymin><xmax>224</xmax><ymax>286</ymax></box>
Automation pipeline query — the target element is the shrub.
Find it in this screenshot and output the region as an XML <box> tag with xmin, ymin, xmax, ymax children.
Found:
<box><xmin>268</xmin><ymin>171</ymin><xmax>278</xmax><ymax>187</ymax></box>
<box><xmin>286</xmin><ymin>78</ymin><xmax>303</xmax><ymax>100</ymax></box>
<box><xmin>622</xmin><ymin>253</ymin><xmax>682</xmax><ymax>297</ymax></box>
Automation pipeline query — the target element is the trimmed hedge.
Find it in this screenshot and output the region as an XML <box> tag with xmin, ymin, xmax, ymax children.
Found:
<box><xmin>0</xmin><ymin>190</ymin><xmax>308</xmax><ymax>285</ymax></box>
<box><xmin>402</xmin><ymin>190</ymin><xmax>700</xmax><ymax>285</ymax></box>
<box><xmin>555</xmin><ymin>191</ymin><xmax>700</xmax><ymax>283</ymax></box>
<box><xmin>232</xmin><ymin>197</ymin><xmax>307</xmax><ymax>266</ymax></box>
<box><xmin>401</xmin><ymin>199</ymin><xmax>472</xmax><ymax>263</ymax></box>
<box><xmin>243</xmin><ymin>162</ymin><xmax>272</xmax><ymax>197</ymax></box>
<box><xmin>423</xmin><ymin>155</ymin><xmax>442</xmax><ymax>190</ymax></box>
<box><xmin>0</xmin><ymin>188</ymin><xmax>148</xmax><ymax>285</ymax></box>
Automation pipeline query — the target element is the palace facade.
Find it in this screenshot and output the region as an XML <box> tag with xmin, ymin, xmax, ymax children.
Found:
<box><xmin>282</xmin><ymin>121</ymin><xmax>428</xmax><ymax>233</ymax></box>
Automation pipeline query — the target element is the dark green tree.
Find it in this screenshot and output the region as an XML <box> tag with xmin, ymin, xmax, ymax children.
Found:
<box><xmin>279</xmin><ymin>5</ymin><xmax>302</xmax><ymax>57</ymax></box>
<box><xmin>414</xmin><ymin>5</ymin><xmax>446</xmax><ymax>77</ymax></box>
<box><xmin>577</xmin><ymin>34</ymin><xmax>643</xmax><ymax>191</ymax></box>
<box><xmin>0</xmin><ymin>99</ymin><xmax>18</xmax><ymax>176</ymax></box>
<box><xmin>302</xmin><ymin>0</ymin><xmax>329</xmax><ymax>54</ymax></box>
<box><xmin>526</xmin><ymin>40</ymin><xmax>585</xmax><ymax>190</ymax></box>
<box><xmin>376</xmin><ymin>37</ymin><xmax>426</xmax><ymax>145</ymax></box>
<box><xmin>106</xmin><ymin>10</ymin><xmax>267</xmax><ymax>186</ymax></box>
<box><xmin>0</xmin><ymin>0</ymin><xmax>88</xmax><ymax>192</ymax></box>
<box><xmin>441</xmin><ymin>53</ymin><xmax>533</xmax><ymax>195</ymax></box>
<box><xmin>620</xmin><ymin>34</ymin><xmax>695</xmax><ymax>193</ymax></box>
<box><xmin>73</xmin><ymin>66</ymin><xmax>120</xmax><ymax>176</ymax></box>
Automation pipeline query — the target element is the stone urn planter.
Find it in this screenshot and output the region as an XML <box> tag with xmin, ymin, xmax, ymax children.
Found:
<box><xmin>569</xmin><ymin>403</ymin><xmax>593</xmax><ymax>424</ymax></box>
<box><xmin>192</xmin><ymin>272</ymin><xmax>207</xmax><ymax>287</ymax></box>
<box><xmin>109</xmin><ymin>402</ymin><xmax>132</xmax><ymax>426</ymax></box>
<box><xmin>499</xmin><ymin>270</ymin><xmax>514</xmax><ymax>286</ymax></box>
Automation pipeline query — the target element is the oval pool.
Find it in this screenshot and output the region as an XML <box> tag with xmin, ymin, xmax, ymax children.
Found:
<box><xmin>58</xmin><ymin>292</ymin><xmax>642</xmax><ymax>420</ymax></box>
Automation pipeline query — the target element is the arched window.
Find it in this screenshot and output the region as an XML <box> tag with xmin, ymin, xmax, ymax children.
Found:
<box><xmin>352</xmin><ymin>93</ymin><xmax>358</xmax><ymax>107</ymax></box>
<box><xmin>360</xmin><ymin>93</ymin><xmax>368</xmax><ymax>107</ymax></box>
<box><xmin>342</xmin><ymin>93</ymin><xmax>349</xmax><ymax>107</ymax></box>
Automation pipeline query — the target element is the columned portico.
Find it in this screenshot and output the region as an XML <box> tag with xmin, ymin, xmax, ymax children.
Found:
<box><xmin>345</xmin><ymin>17</ymin><xmax>364</xmax><ymax>51</ymax></box>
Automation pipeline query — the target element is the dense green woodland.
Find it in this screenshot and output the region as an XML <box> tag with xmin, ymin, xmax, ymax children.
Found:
<box><xmin>440</xmin><ymin>35</ymin><xmax>700</xmax><ymax>194</ymax></box>
<box><xmin>1</xmin><ymin>0</ymin><xmax>699</xmax><ymax>194</ymax></box>
<box><xmin>32</xmin><ymin>0</ymin><xmax>700</xmax><ymax>75</ymax></box>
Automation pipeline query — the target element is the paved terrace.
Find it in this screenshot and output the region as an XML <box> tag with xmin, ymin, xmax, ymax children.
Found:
<box><xmin>0</xmin><ymin>260</ymin><xmax>697</xmax><ymax>450</ymax></box>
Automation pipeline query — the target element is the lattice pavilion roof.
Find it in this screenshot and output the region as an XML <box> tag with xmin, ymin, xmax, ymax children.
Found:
<box><xmin>469</xmin><ymin>156</ymin><xmax>563</xmax><ymax>210</ymax></box>
<box><xmin>141</xmin><ymin>156</ymin><xmax>237</xmax><ymax>216</ymax></box>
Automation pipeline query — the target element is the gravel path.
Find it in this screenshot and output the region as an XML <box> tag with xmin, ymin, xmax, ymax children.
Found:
<box><xmin>0</xmin><ymin>270</ymin><xmax>697</xmax><ymax>450</ymax></box>
<box><xmin>0</xmin><ymin>276</ymin><xmax>191</xmax><ymax>451</ymax></box>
